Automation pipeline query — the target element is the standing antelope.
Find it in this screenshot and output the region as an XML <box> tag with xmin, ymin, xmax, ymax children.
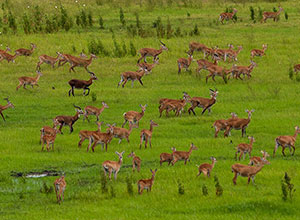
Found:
<box><xmin>159</xmin><ymin>147</ymin><xmax>176</xmax><ymax>166</ymax></box>
<box><xmin>54</xmin><ymin>105</ymin><xmax>84</xmax><ymax>134</ymax></box>
<box><xmin>137</xmin><ymin>169</ymin><xmax>157</xmax><ymax>195</ymax></box>
<box><xmin>274</xmin><ymin>126</ymin><xmax>300</xmax><ymax>157</ymax></box>
<box><xmin>102</xmin><ymin>151</ymin><xmax>125</xmax><ymax>180</ymax></box>
<box><xmin>230</xmin><ymin>61</ymin><xmax>257</xmax><ymax>80</ymax></box>
<box><xmin>219</xmin><ymin>8</ymin><xmax>238</xmax><ymax>24</ymax></box>
<box><xmin>112</xmin><ymin>123</ymin><xmax>134</xmax><ymax>144</ymax></box>
<box><xmin>117</xmin><ymin>69</ymin><xmax>148</xmax><ymax>88</ymax></box>
<box><xmin>54</xmin><ymin>176</ymin><xmax>66</xmax><ymax>204</ymax></box>
<box><xmin>16</xmin><ymin>71</ymin><xmax>43</xmax><ymax>91</ymax></box>
<box><xmin>261</xmin><ymin>6</ymin><xmax>283</xmax><ymax>23</ymax></box>
<box><xmin>196</xmin><ymin>157</ymin><xmax>217</xmax><ymax>177</ymax></box>
<box><xmin>68</xmin><ymin>72</ymin><xmax>98</xmax><ymax>96</ymax></box>
<box><xmin>224</xmin><ymin>109</ymin><xmax>254</xmax><ymax>137</ymax></box>
<box><xmin>171</xmin><ymin>143</ymin><xmax>198</xmax><ymax>166</ymax></box>
<box><xmin>177</xmin><ymin>53</ymin><xmax>194</xmax><ymax>74</ymax></box>
<box><xmin>128</xmin><ymin>152</ymin><xmax>141</xmax><ymax>172</ymax></box>
<box><xmin>249</xmin><ymin>151</ymin><xmax>270</xmax><ymax>166</ymax></box>
<box><xmin>41</xmin><ymin>129</ymin><xmax>59</xmax><ymax>151</ymax></box>
<box><xmin>122</xmin><ymin>104</ymin><xmax>147</xmax><ymax>128</ymax></box>
<box><xmin>36</xmin><ymin>52</ymin><xmax>62</xmax><ymax>70</ymax></box>
<box><xmin>0</xmin><ymin>51</ymin><xmax>19</xmax><ymax>63</ymax></box>
<box><xmin>251</xmin><ymin>44</ymin><xmax>267</xmax><ymax>59</ymax></box>
<box><xmin>0</xmin><ymin>98</ymin><xmax>14</xmax><ymax>121</ymax></box>
<box><xmin>235</xmin><ymin>136</ymin><xmax>255</xmax><ymax>160</ymax></box>
<box><xmin>84</xmin><ymin>102</ymin><xmax>109</xmax><ymax>122</ymax></box>
<box><xmin>212</xmin><ymin>112</ymin><xmax>238</xmax><ymax>138</ymax></box>
<box><xmin>90</xmin><ymin>124</ymin><xmax>114</xmax><ymax>152</ymax></box>
<box><xmin>137</xmin><ymin>41</ymin><xmax>168</xmax><ymax>63</ymax></box>
<box><xmin>187</xmin><ymin>89</ymin><xmax>218</xmax><ymax>115</ymax></box>
<box><xmin>231</xmin><ymin>163</ymin><xmax>265</xmax><ymax>185</ymax></box>
<box><xmin>137</xmin><ymin>58</ymin><xmax>159</xmax><ymax>73</ymax></box>
<box><xmin>78</xmin><ymin>121</ymin><xmax>103</xmax><ymax>148</ymax></box>
<box><xmin>140</xmin><ymin>120</ymin><xmax>159</xmax><ymax>149</ymax></box>
<box><xmin>188</xmin><ymin>41</ymin><xmax>207</xmax><ymax>56</ymax></box>
<box><xmin>15</xmin><ymin>43</ymin><xmax>36</xmax><ymax>56</ymax></box>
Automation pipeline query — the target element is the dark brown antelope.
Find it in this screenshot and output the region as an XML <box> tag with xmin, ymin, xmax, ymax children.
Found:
<box><xmin>261</xmin><ymin>6</ymin><xmax>283</xmax><ymax>23</ymax></box>
<box><xmin>235</xmin><ymin>136</ymin><xmax>255</xmax><ymax>160</ymax></box>
<box><xmin>36</xmin><ymin>52</ymin><xmax>62</xmax><ymax>70</ymax></box>
<box><xmin>128</xmin><ymin>152</ymin><xmax>141</xmax><ymax>172</ymax></box>
<box><xmin>140</xmin><ymin>120</ymin><xmax>159</xmax><ymax>149</ymax></box>
<box><xmin>171</xmin><ymin>143</ymin><xmax>198</xmax><ymax>166</ymax></box>
<box><xmin>137</xmin><ymin>41</ymin><xmax>168</xmax><ymax>63</ymax></box>
<box><xmin>84</xmin><ymin>102</ymin><xmax>109</xmax><ymax>122</ymax></box>
<box><xmin>16</xmin><ymin>71</ymin><xmax>43</xmax><ymax>91</ymax></box>
<box><xmin>159</xmin><ymin>147</ymin><xmax>176</xmax><ymax>166</ymax></box>
<box><xmin>15</xmin><ymin>43</ymin><xmax>36</xmax><ymax>56</ymax></box>
<box><xmin>117</xmin><ymin>69</ymin><xmax>148</xmax><ymax>88</ymax></box>
<box><xmin>187</xmin><ymin>89</ymin><xmax>218</xmax><ymax>115</ymax></box>
<box><xmin>196</xmin><ymin>157</ymin><xmax>217</xmax><ymax>177</ymax></box>
<box><xmin>137</xmin><ymin>169</ymin><xmax>157</xmax><ymax>194</ymax></box>
<box><xmin>231</xmin><ymin>163</ymin><xmax>265</xmax><ymax>185</ymax></box>
<box><xmin>251</xmin><ymin>44</ymin><xmax>267</xmax><ymax>59</ymax></box>
<box><xmin>0</xmin><ymin>98</ymin><xmax>14</xmax><ymax>121</ymax></box>
<box><xmin>54</xmin><ymin>176</ymin><xmax>66</xmax><ymax>204</ymax></box>
<box><xmin>122</xmin><ymin>104</ymin><xmax>147</xmax><ymax>128</ymax></box>
<box><xmin>177</xmin><ymin>53</ymin><xmax>194</xmax><ymax>74</ymax></box>
<box><xmin>68</xmin><ymin>72</ymin><xmax>98</xmax><ymax>96</ymax></box>
<box><xmin>219</xmin><ymin>8</ymin><xmax>237</xmax><ymax>24</ymax></box>
<box><xmin>102</xmin><ymin>151</ymin><xmax>125</xmax><ymax>180</ymax></box>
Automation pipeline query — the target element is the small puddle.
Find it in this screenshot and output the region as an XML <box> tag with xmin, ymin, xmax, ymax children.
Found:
<box><xmin>11</xmin><ymin>170</ymin><xmax>61</xmax><ymax>178</ymax></box>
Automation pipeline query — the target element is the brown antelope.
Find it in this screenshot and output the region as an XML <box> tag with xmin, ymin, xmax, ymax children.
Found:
<box><xmin>57</xmin><ymin>52</ymin><xmax>97</xmax><ymax>72</ymax></box>
<box><xmin>226</xmin><ymin>46</ymin><xmax>243</xmax><ymax>61</ymax></box>
<box><xmin>15</xmin><ymin>43</ymin><xmax>36</xmax><ymax>56</ymax></box>
<box><xmin>68</xmin><ymin>72</ymin><xmax>98</xmax><ymax>96</ymax></box>
<box><xmin>294</xmin><ymin>64</ymin><xmax>300</xmax><ymax>74</ymax></box>
<box><xmin>102</xmin><ymin>151</ymin><xmax>125</xmax><ymax>180</ymax></box>
<box><xmin>112</xmin><ymin>123</ymin><xmax>134</xmax><ymax>144</ymax></box>
<box><xmin>219</xmin><ymin>8</ymin><xmax>238</xmax><ymax>24</ymax></box>
<box><xmin>16</xmin><ymin>71</ymin><xmax>43</xmax><ymax>91</ymax></box>
<box><xmin>171</xmin><ymin>143</ymin><xmax>198</xmax><ymax>166</ymax></box>
<box><xmin>128</xmin><ymin>152</ymin><xmax>141</xmax><ymax>172</ymax></box>
<box><xmin>205</xmin><ymin>64</ymin><xmax>232</xmax><ymax>83</ymax></box>
<box><xmin>36</xmin><ymin>52</ymin><xmax>62</xmax><ymax>70</ymax></box>
<box><xmin>231</xmin><ymin>163</ymin><xmax>265</xmax><ymax>185</ymax></box>
<box><xmin>251</xmin><ymin>44</ymin><xmax>267</xmax><ymax>59</ymax></box>
<box><xmin>54</xmin><ymin>105</ymin><xmax>84</xmax><ymax>134</ymax></box>
<box><xmin>140</xmin><ymin>120</ymin><xmax>158</xmax><ymax>149</ymax></box>
<box><xmin>0</xmin><ymin>46</ymin><xmax>11</xmax><ymax>54</ymax></box>
<box><xmin>188</xmin><ymin>41</ymin><xmax>207</xmax><ymax>56</ymax></box>
<box><xmin>40</xmin><ymin>121</ymin><xmax>60</xmax><ymax>144</ymax></box>
<box><xmin>249</xmin><ymin>151</ymin><xmax>270</xmax><ymax>166</ymax></box>
<box><xmin>235</xmin><ymin>136</ymin><xmax>255</xmax><ymax>160</ymax></box>
<box><xmin>177</xmin><ymin>53</ymin><xmax>194</xmax><ymax>74</ymax></box>
<box><xmin>196</xmin><ymin>157</ymin><xmax>217</xmax><ymax>177</ymax></box>
<box><xmin>230</xmin><ymin>61</ymin><xmax>257</xmax><ymax>80</ymax></box>
<box><xmin>58</xmin><ymin>52</ymin><xmax>88</xmax><ymax>67</ymax></box>
<box><xmin>54</xmin><ymin>176</ymin><xmax>66</xmax><ymax>204</ymax></box>
<box><xmin>224</xmin><ymin>109</ymin><xmax>254</xmax><ymax>137</ymax></box>
<box><xmin>274</xmin><ymin>126</ymin><xmax>300</xmax><ymax>157</ymax></box>
<box><xmin>195</xmin><ymin>58</ymin><xmax>219</xmax><ymax>76</ymax></box>
<box><xmin>159</xmin><ymin>92</ymin><xmax>190</xmax><ymax>117</ymax></box>
<box><xmin>159</xmin><ymin>147</ymin><xmax>176</xmax><ymax>166</ymax></box>
<box><xmin>0</xmin><ymin>51</ymin><xmax>19</xmax><ymax>63</ymax></box>
<box><xmin>41</xmin><ymin>130</ymin><xmax>59</xmax><ymax>151</ymax></box>
<box><xmin>78</xmin><ymin>121</ymin><xmax>103</xmax><ymax>148</ymax></box>
<box><xmin>261</xmin><ymin>6</ymin><xmax>283</xmax><ymax>23</ymax></box>
<box><xmin>122</xmin><ymin>104</ymin><xmax>147</xmax><ymax>128</ymax></box>
<box><xmin>137</xmin><ymin>58</ymin><xmax>159</xmax><ymax>73</ymax></box>
<box><xmin>117</xmin><ymin>69</ymin><xmax>148</xmax><ymax>88</ymax></box>
<box><xmin>0</xmin><ymin>98</ymin><xmax>14</xmax><ymax>121</ymax></box>
<box><xmin>137</xmin><ymin>169</ymin><xmax>157</xmax><ymax>195</ymax></box>
<box><xmin>212</xmin><ymin>112</ymin><xmax>238</xmax><ymax>138</ymax></box>
<box><xmin>84</xmin><ymin>102</ymin><xmax>109</xmax><ymax>122</ymax></box>
<box><xmin>137</xmin><ymin>41</ymin><xmax>168</xmax><ymax>63</ymax></box>
<box><xmin>203</xmin><ymin>46</ymin><xmax>219</xmax><ymax>60</ymax></box>
<box><xmin>187</xmin><ymin>89</ymin><xmax>218</xmax><ymax>115</ymax></box>
<box><xmin>90</xmin><ymin>124</ymin><xmax>114</xmax><ymax>152</ymax></box>
<box><xmin>214</xmin><ymin>44</ymin><xmax>234</xmax><ymax>61</ymax></box>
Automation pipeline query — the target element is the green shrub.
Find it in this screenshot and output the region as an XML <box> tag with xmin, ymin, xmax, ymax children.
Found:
<box><xmin>126</xmin><ymin>176</ymin><xmax>133</xmax><ymax>196</ymax></box>
<box><xmin>281</xmin><ymin>172</ymin><xmax>295</xmax><ymax>201</ymax></box>
<box><xmin>99</xmin><ymin>16</ymin><xmax>104</xmax><ymax>29</ymax></box>
<box><xmin>178</xmin><ymin>180</ymin><xmax>184</xmax><ymax>195</ymax></box>
<box><xmin>250</xmin><ymin>6</ymin><xmax>255</xmax><ymax>21</ymax></box>
<box><xmin>22</xmin><ymin>13</ymin><xmax>31</xmax><ymax>34</ymax></box>
<box><xmin>129</xmin><ymin>41</ymin><xmax>136</xmax><ymax>56</ymax></box>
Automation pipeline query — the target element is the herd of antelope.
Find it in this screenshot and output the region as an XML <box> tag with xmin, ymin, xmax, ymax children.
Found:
<box><xmin>1</xmin><ymin>5</ymin><xmax>298</xmax><ymax>204</ymax></box>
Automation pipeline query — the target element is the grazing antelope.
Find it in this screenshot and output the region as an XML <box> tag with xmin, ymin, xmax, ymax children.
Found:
<box><xmin>112</xmin><ymin>123</ymin><xmax>134</xmax><ymax>144</ymax></box>
<box><xmin>249</xmin><ymin>151</ymin><xmax>270</xmax><ymax>166</ymax></box>
<box><xmin>159</xmin><ymin>92</ymin><xmax>190</xmax><ymax>117</ymax></box>
<box><xmin>140</xmin><ymin>120</ymin><xmax>159</xmax><ymax>149</ymax></box>
<box><xmin>205</xmin><ymin>64</ymin><xmax>232</xmax><ymax>83</ymax></box>
<box><xmin>231</xmin><ymin>163</ymin><xmax>265</xmax><ymax>185</ymax></box>
<box><xmin>224</xmin><ymin>109</ymin><xmax>254</xmax><ymax>137</ymax></box>
<box><xmin>261</xmin><ymin>6</ymin><xmax>283</xmax><ymax>23</ymax></box>
<box><xmin>230</xmin><ymin>61</ymin><xmax>257</xmax><ymax>80</ymax></box>
<box><xmin>226</xmin><ymin>46</ymin><xmax>243</xmax><ymax>62</ymax></box>
<box><xmin>293</xmin><ymin>64</ymin><xmax>300</xmax><ymax>74</ymax></box>
<box><xmin>0</xmin><ymin>98</ymin><xmax>14</xmax><ymax>121</ymax></box>
<box><xmin>41</xmin><ymin>129</ymin><xmax>59</xmax><ymax>151</ymax></box>
<box><xmin>102</xmin><ymin>151</ymin><xmax>125</xmax><ymax>180</ymax></box>
<box><xmin>212</xmin><ymin>112</ymin><xmax>238</xmax><ymax>138</ymax></box>
<box><xmin>128</xmin><ymin>152</ymin><xmax>141</xmax><ymax>172</ymax></box>
<box><xmin>177</xmin><ymin>53</ymin><xmax>194</xmax><ymax>74</ymax></box>
<box><xmin>78</xmin><ymin>121</ymin><xmax>103</xmax><ymax>148</ymax></box>
<box><xmin>137</xmin><ymin>41</ymin><xmax>168</xmax><ymax>63</ymax></box>
<box><xmin>159</xmin><ymin>147</ymin><xmax>176</xmax><ymax>166</ymax></box>
<box><xmin>117</xmin><ymin>69</ymin><xmax>148</xmax><ymax>88</ymax></box>
<box><xmin>54</xmin><ymin>105</ymin><xmax>84</xmax><ymax>134</ymax></box>
<box><xmin>187</xmin><ymin>89</ymin><xmax>218</xmax><ymax>115</ymax></box>
<box><xmin>137</xmin><ymin>58</ymin><xmax>159</xmax><ymax>73</ymax></box>
<box><xmin>251</xmin><ymin>44</ymin><xmax>267</xmax><ymax>59</ymax></box>
<box><xmin>137</xmin><ymin>169</ymin><xmax>157</xmax><ymax>195</ymax></box>
<box><xmin>188</xmin><ymin>41</ymin><xmax>207</xmax><ymax>56</ymax></box>
<box><xmin>36</xmin><ymin>52</ymin><xmax>62</xmax><ymax>70</ymax></box>
<box><xmin>0</xmin><ymin>51</ymin><xmax>19</xmax><ymax>63</ymax></box>
<box><xmin>196</xmin><ymin>157</ymin><xmax>217</xmax><ymax>177</ymax></box>
<box><xmin>54</xmin><ymin>176</ymin><xmax>66</xmax><ymax>204</ymax></box>
<box><xmin>84</xmin><ymin>102</ymin><xmax>109</xmax><ymax>122</ymax></box>
<box><xmin>219</xmin><ymin>8</ymin><xmax>238</xmax><ymax>24</ymax></box>
<box><xmin>274</xmin><ymin>126</ymin><xmax>300</xmax><ymax>157</ymax></box>
<box><xmin>171</xmin><ymin>143</ymin><xmax>198</xmax><ymax>166</ymax></box>
<box><xmin>15</xmin><ymin>43</ymin><xmax>36</xmax><ymax>56</ymax></box>
<box><xmin>122</xmin><ymin>104</ymin><xmax>147</xmax><ymax>128</ymax></box>
<box><xmin>235</xmin><ymin>136</ymin><xmax>255</xmax><ymax>161</ymax></box>
<box><xmin>90</xmin><ymin>124</ymin><xmax>114</xmax><ymax>152</ymax></box>
<box><xmin>68</xmin><ymin>72</ymin><xmax>98</xmax><ymax>96</ymax></box>
<box><xmin>16</xmin><ymin>71</ymin><xmax>43</xmax><ymax>91</ymax></box>
<box><xmin>0</xmin><ymin>45</ymin><xmax>11</xmax><ymax>54</ymax></box>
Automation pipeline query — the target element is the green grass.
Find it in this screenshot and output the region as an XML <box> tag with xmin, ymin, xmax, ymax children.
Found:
<box><xmin>0</xmin><ymin>0</ymin><xmax>300</xmax><ymax>219</ymax></box>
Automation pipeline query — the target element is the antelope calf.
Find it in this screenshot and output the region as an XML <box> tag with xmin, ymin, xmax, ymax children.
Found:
<box><xmin>128</xmin><ymin>152</ymin><xmax>141</xmax><ymax>172</ymax></box>
<box><xmin>274</xmin><ymin>126</ymin><xmax>300</xmax><ymax>157</ymax></box>
<box><xmin>112</xmin><ymin>123</ymin><xmax>134</xmax><ymax>144</ymax></box>
<box><xmin>171</xmin><ymin>143</ymin><xmax>198</xmax><ymax>166</ymax></box>
<box><xmin>140</xmin><ymin>120</ymin><xmax>158</xmax><ymax>149</ymax></box>
<box><xmin>68</xmin><ymin>72</ymin><xmax>98</xmax><ymax>96</ymax></box>
<box><xmin>117</xmin><ymin>69</ymin><xmax>148</xmax><ymax>88</ymax></box>
<box><xmin>0</xmin><ymin>51</ymin><xmax>19</xmax><ymax>63</ymax></box>
<box><xmin>177</xmin><ymin>53</ymin><xmax>194</xmax><ymax>74</ymax></box>
<box><xmin>137</xmin><ymin>169</ymin><xmax>157</xmax><ymax>194</ymax></box>
<box><xmin>249</xmin><ymin>151</ymin><xmax>270</xmax><ymax>166</ymax></box>
<box><xmin>54</xmin><ymin>176</ymin><xmax>66</xmax><ymax>204</ymax></box>
<box><xmin>137</xmin><ymin>41</ymin><xmax>168</xmax><ymax>63</ymax></box>
<box><xmin>16</xmin><ymin>71</ymin><xmax>43</xmax><ymax>91</ymax></box>
<box><xmin>137</xmin><ymin>58</ymin><xmax>159</xmax><ymax>73</ymax></box>
<box><xmin>15</xmin><ymin>43</ymin><xmax>37</xmax><ymax>56</ymax></box>
<box><xmin>197</xmin><ymin>157</ymin><xmax>217</xmax><ymax>177</ymax></box>
<box><xmin>78</xmin><ymin>121</ymin><xmax>103</xmax><ymax>148</ymax></box>
<box><xmin>160</xmin><ymin>147</ymin><xmax>176</xmax><ymax>166</ymax></box>
<box><xmin>212</xmin><ymin>112</ymin><xmax>238</xmax><ymax>138</ymax></box>
<box><xmin>102</xmin><ymin>151</ymin><xmax>125</xmax><ymax>180</ymax></box>
<box><xmin>122</xmin><ymin>104</ymin><xmax>147</xmax><ymax>128</ymax></box>
<box><xmin>261</xmin><ymin>6</ymin><xmax>283</xmax><ymax>23</ymax></box>
<box><xmin>90</xmin><ymin>124</ymin><xmax>114</xmax><ymax>152</ymax></box>
<box><xmin>84</xmin><ymin>102</ymin><xmax>109</xmax><ymax>122</ymax></box>
<box><xmin>231</xmin><ymin>163</ymin><xmax>265</xmax><ymax>185</ymax></box>
<box><xmin>219</xmin><ymin>8</ymin><xmax>237</xmax><ymax>24</ymax></box>
<box><xmin>0</xmin><ymin>98</ymin><xmax>14</xmax><ymax>121</ymax></box>
<box><xmin>36</xmin><ymin>52</ymin><xmax>62</xmax><ymax>70</ymax></box>
<box><xmin>251</xmin><ymin>44</ymin><xmax>267</xmax><ymax>59</ymax></box>
<box><xmin>188</xmin><ymin>89</ymin><xmax>218</xmax><ymax>115</ymax></box>
<box><xmin>235</xmin><ymin>136</ymin><xmax>255</xmax><ymax>160</ymax></box>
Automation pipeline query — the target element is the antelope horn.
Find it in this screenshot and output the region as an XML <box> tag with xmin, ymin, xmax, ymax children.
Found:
<box><xmin>160</xmin><ymin>41</ymin><xmax>166</xmax><ymax>46</ymax></box>
<box><xmin>73</xmin><ymin>104</ymin><xmax>82</xmax><ymax>110</ymax></box>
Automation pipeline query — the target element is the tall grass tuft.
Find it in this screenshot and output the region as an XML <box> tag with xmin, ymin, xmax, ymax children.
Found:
<box><xmin>281</xmin><ymin>172</ymin><xmax>295</xmax><ymax>201</ymax></box>
<box><xmin>178</xmin><ymin>180</ymin><xmax>185</xmax><ymax>195</ymax></box>
<box><xmin>22</xmin><ymin>13</ymin><xmax>31</xmax><ymax>34</ymax></box>
<box><xmin>40</xmin><ymin>182</ymin><xmax>53</xmax><ymax>194</ymax></box>
<box><xmin>126</xmin><ymin>176</ymin><xmax>133</xmax><ymax>196</ymax></box>
<box><xmin>110</xmin><ymin>185</ymin><xmax>116</xmax><ymax>198</ymax></box>
<box><xmin>99</xmin><ymin>15</ymin><xmax>104</xmax><ymax>29</ymax></box>
<box><xmin>119</xmin><ymin>7</ymin><xmax>126</xmax><ymax>27</ymax></box>
<box><xmin>288</xmin><ymin>66</ymin><xmax>294</xmax><ymax>80</ymax></box>
<box><xmin>129</xmin><ymin>41</ymin><xmax>136</xmax><ymax>56</ymax></box>
<box><xmin>285</xmin><ymin>11</ymin><xmax>288</xmax><ymax>20</ymax></box>
<box><xmin>214</xmin><ymin>175</ymin><xmax>223</xmax><ymax>196</ymax></box>
<box><xmin>100</xmin><ymin>172</ymin><xmax>108</xmax><ymax>194</ymax></box>
<box><xmin>250</xmin><ymin>6</ymin><xmax>255</xmax><ymax>21</ymax></box>
<box><xmin>202</xmin><ymin>184</ymin><xmax>208</xmax><ymax>196</ymax></box>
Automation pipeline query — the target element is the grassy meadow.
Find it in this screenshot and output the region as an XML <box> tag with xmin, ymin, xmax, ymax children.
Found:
<box><xmin>1</xmin><ymin>0</ymin><xmax>300</xmax><ymax>219</ymax></box>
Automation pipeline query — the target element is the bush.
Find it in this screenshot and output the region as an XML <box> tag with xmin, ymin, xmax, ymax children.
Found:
<box><xmin>100</xmin><ymin>172</ymin><xmax>108</xmax><ymax>194</ymax></box>
<box><xmin>175</xmin><ymin>27</ymin><xmax>181</xmax><ymax>37</ymax></box>
<box><xmin>22</xmin><ymin>13</ymin><xmax>31</xmax><ymax>34</ymax></box>
<box><xmin>33</xmin><ymin>5</ymin><xmax>43</xmax><ymax>33</ymax></box>
<box><xmin>214</xmin><ymin>176</ymin><xmax>223</xmax><ymax>196</ymax></box>
<box><xmin>40</xmin><ymin>182</ymin><xmax>53</xmax><ymax>194</ymax></box>
<box><xmin>250</xmin><ymin>6</ymin><xmax>255</xmax><ymax>21</ymax></box>
<box><xmin>126</xmin><ymin>176</ymin><xmax>133</xmax><ymax>196</ymax></box>
<box><xmin>193</xmin><ymin>24</ymin><xmax>199</xmax><ymax>36</ymax></box>
<box><xmin>129</xmin><ymin>41</ymin><xmax>136</xmax><ymax>56</ymax></box>
<box><xmin>285</xmin><ymin>12</ymin><xmax>288</xmax><ymax>20</ymax></box>
<box><xmin>178</xmin><ymin>180</ymin><xmax>184</xmax><ymax>195</ymax></box>
<box><xmin>258</xmin><ymin>7</ymin><xmax>263</xmax><ymax>21</ymax></box>
<box><xmin>91</xmin><ymin>92</ymin><xmax>97</xmax><ymax>102</ymax></box>
<box><xmin>281</xmin><ymin>172</ymin><xmax>295</xmax><ymax>201</ymax></box>
<box><xmin>110</xmin><ymin>185</ymin><xmax>116</xmax><ymax>198</ymax></box>
<box><xmin>99</xmin><ymin>16</ymin><xmax>104</xmax><ymax>29</ymax></box>
<box><xmin>80</xmin><ymin>10</ymin><xmax>87</xmax><ymax>28</ymax></box>
<box><xmin>88</xmin><ymin>11</ymin><xmax>93</xmax><ymax>26</ymax></box>
<box><xmin>8</xmin><ymin>11</ymin><xmax>17</xmax><ymax>33</ymax></box>
<box><xmin>166</xmin><ymin>18</ymin><xmax>173</xmax><ymax>39</ymax></box>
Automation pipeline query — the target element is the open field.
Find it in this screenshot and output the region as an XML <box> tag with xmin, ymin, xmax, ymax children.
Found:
<box><xmin>0</xmin><ymin>0</ymin><xmax>300</xmax><ymax>219</ymax></box>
